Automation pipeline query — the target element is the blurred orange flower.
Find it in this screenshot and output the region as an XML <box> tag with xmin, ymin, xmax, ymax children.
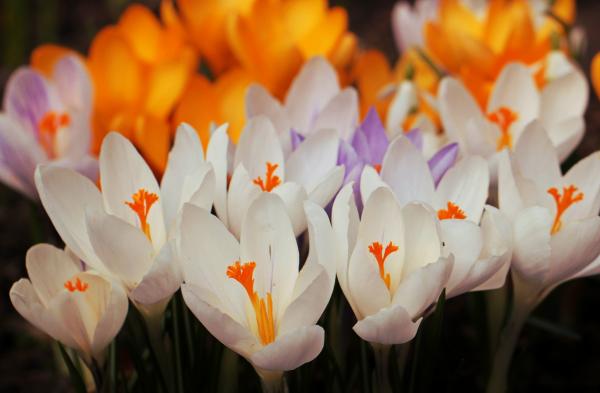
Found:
<box><xmin>87</xmin><ymin>4</ymin><xmax>197</xmax><ymax>173</ymax></box>
<box><xmin>173</xmin><ymin>0</ymin><xmax>357</xmax><ymax>143</ymax></box>
<box><xmin>592</xmin><ymin>53</ymin><xmax>600</xmax><ymax>99</ymax></box>
<box><xmin>423</xmin><ymin>0</ymin><xmax>574</xmax><ymax>107</ymax></box>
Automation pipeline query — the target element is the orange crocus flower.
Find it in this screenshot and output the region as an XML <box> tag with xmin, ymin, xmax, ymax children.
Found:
<box><xmin>592</xmin><ymin>53</ymin><xmax>600</xmax><ymax>100</ymax></box>
<box><xmin>87</xmin><ymin>4</ymin><xmax>197</xmax><ymax>173</ymax></box>
<box><xmin>172</xmin><ymin>0</ymin><xmax>357</xmax><ymax>143</ymax></box>
<box><xmin>423</xmin><ymin>0</ymin><xmax>573</xmax><ymax>107</ymax></box>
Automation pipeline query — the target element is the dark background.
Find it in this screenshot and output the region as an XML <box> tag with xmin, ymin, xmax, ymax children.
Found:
<box><xmin>1</xmin><ymin>1</ymin><xmax>600</xmax><ymax>391</ymax></box>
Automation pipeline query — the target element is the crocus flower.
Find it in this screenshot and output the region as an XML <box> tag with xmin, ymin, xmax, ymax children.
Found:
<box><xmin>246</xmin><ymin>56</ymin><xmax>359</xmax><ymax>153</ymax></box>
<box><xmin>392</xmin><ymin>0</ymin><xmax>439</xmax><ymax>53</ymax></box>
<box><xmin>10</xmin><ymin>244</ymin><xmax>128</xmax><ymax>366</ymax></box>
<box><xmin>332</xmin><ymin>184</ymin><xmax>453</xmax><ymax>344</ymax></box>
<box><xmin>592</xmin><ymin>52</ymin><xmax>600</xmax><ymax>99</ymax></box>
<box><xmin>214</xmin><ymin>115</ymin><xmax>344</xmax><ymax>237</ymax></box>
<box><xmin>34</xmin><ymin>124</ymin><xmax>215</xmax><ymax>318</ymax></box>
<box><xmin>0</xmin><ymin>55</ymin><xmax>97</xmax><ymax>199</ymax></box>
<box><xmin>180</xmin><ymin>194</ymin><xmax>336</xmax><ymax>379</ymax></box>
<box><xmin>488</xmin><ymin>121</ymin><xmax>600</xmax><ymax>393</ymax></box>
<box><xmin>338</xmin><ymin>109</ymin><xmax>458</xmax><ymax>208</ymax></box>
<box><xmin>86</xmin><ymin>4</ymin><xmax>197</xmax><ymax>173</ymax></box>
<box><xmin>439</xmin><ymin>61</ymin><xmax>588</xmax><ymax>166</ymax></box>
<box><xmin>360</xmin><ymin>136</ymin><xmax>511</xmax><ymax>298</ymax></box>
<box><xmin>497</xmin><ymin>121</ymin><xmax>600</xmax><ymax>307</ymax></box>
<box><xmin>424</xmin><ymin>0</ymin><xmax>574</xmax><ymax>107</ymax></box>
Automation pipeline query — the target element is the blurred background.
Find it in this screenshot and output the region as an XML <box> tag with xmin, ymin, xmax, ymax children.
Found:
<box><xmin>1</xmin><ymin>0</ymin><xmax>600</xmax><ymax>391</ymax></box>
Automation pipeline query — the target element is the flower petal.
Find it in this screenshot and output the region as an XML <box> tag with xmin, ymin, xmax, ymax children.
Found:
<box><xmin>234</xmin><ymin>116</ymin><xmax>284</xmax><ymax>180</ymax></box>
<box><xmin>311</xmin><ymin>88</ymin><xmax>359</xmax><ymax>140</ymax></box>
<box><xmin>353</xmin><ymin>303</ymin><xmax>421</xmax><ymax>345</ymax></box>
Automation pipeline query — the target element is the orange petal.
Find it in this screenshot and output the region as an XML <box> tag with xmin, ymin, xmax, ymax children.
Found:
<box><xmin>88</xmin><ymin>27</ymin><xmax>144</xmax><ymax>114</ymax></box>
<box><xmin>352</xmin><ymin>50</ymin><xmax>393</xmax><ymax>118</ymax></box>
<box><xmin>133</xmin><ymin>116</ymin><xmax>170</xmax><ymax>175</ymax></box>
<box><xmin>281</xmin><ymin>0</ymin><xmax>326</xmax><ymax>43</ymax></box>
<box><xmin>214</xmin><ymin>68</ymin><xmax>254</xmax><ymax>143</ymax></box>
<box><xmin>173</xmin><ymin>75</ymin><xmax>218</xmax><ymax>149</ymax></box>
<box><xmin>296</xmin><ymin>6</ymin><xmax>347</xmax><ymax>59</ymax></box>
<box><xmin>30</xmin><ymin>44</ymin><xmax>78</xmax><ymax>76</ymax></box>
<box><xmin>592</xmin><ymin>53</ymin><xmax>600</xmax><ymax>100</ymax></box>
<box><xmin>144</xmin><ymin>47</ymin><xmax>197</xmax><ymax>119</ymax></box>
<box><xmin>118</xmin><ymin>4</ymin><xmax>165</xmax><ymax>63</ymax></box>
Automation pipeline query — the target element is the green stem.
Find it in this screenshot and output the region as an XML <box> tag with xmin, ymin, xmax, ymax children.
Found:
<box><xmin>172</xmin><ymin>296</ymin><xmax>185</xmax><ymax>393</ymax></box>
<box><xmin>360</xmin><ymin>340</ymin><xmax>370</xmax><ymax>393</ymax></box>
<box><xmin>486</xmin><ymin>286</ymin><xmax>508</xmax><ymax>360</ymax></box>
<box><xmin>372</xmin><ymin>344</ymin><xmax>392</xmax><ymax>393</ymax></box>
<box><xmin>257</xmin><ymin>370</ymin><xmax>286</xmax><ymax>393</ymax></box>
<box><xmin>485</xmin><ymin>299</ymin><xmax>533</xmax><ymax>393</ymax></box>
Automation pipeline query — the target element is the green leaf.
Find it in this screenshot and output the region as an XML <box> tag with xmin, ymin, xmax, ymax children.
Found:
<box><xmin>57</xmin><ymin>342</ymin><xmax>88</xmax><ymax>393</ymax></box>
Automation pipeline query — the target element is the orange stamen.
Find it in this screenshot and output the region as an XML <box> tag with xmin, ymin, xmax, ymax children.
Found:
<box><xmin>227</xmin><ymin>261</ymin><xmax>276</xmax><ymax>345</ymax></box>
<box><xmin>438</xmin><ymin>201</ymin><xmax>467</xmax><ymax>220</ymax></box>
<box><xmin>373</xmin><ymin>164</ymin><xmax>382</xmax><ymax>174</ymax></box>
<box><xmin>487</xmin><ymin>107</ymin><xmax>518</xmax><ymax>151</ymax></box>
<box><xmin>368</xmin><ymin>241</ymin><xmax>399</xmax><ymax>290</ymax></box>
<box><xmin>253</xmin><ymin>162</ymin><xmax>281</xmax><ymax>192</ymax></box>
<box><xmin>125</xmin><ymin>189</ymin><xmax>159</xmax><ymax>241</ymax></box>
<box><xmin>64</xmin><ymin>277</ymin><xmax>89</xmax><ymax>292</ymax></box>
<box><xmin>547</xmin><ymin>185</ymin><xmax>584</xmax><ymax>235</ymax></box>
<box><xmin>38</xmin><ymin>111</ymin><xmax>70</xmax><ymax>158</ymax></box>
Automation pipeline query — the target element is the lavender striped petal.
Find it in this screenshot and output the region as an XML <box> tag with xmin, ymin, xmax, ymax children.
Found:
<box><xmin>428</xmin><ymin>143</ymin><xmax>459</xmax><ymax>187</ymax></box>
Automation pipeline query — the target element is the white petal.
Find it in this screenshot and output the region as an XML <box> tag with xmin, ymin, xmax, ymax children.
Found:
<box><xmin>99</xmin><ymin>132</ymin><xmax>165</xmax><ymax>249</ymax></box>
<box><xmin>234</xmin><ymin>116</ymin><xmax>284</xmax><ymax>180</ymax></box>
<box><xmin>85</xmin><ymin>208</ymin><xmax>154</xmax><ymax>287</ymax></box>
<box><xmin>310</xmin><ymin>88</ymin><xmax>359</xmax><ymax>140</ymax></box>
<box><xmin>246</xmin><ymin>84</ymin><xmax>291</xmax><ymax>138</ymax></box>
<box><xmin>182</xmin><ymin>283</ymin><xmax>259</xmax><ymax>359</ymax></box>
<box><xmin>546</xmin><ymin>117</ymin><xmax>584</xmax><ymax>162</ymax></box>
<box><xmin>435</xmin><ymin>156</ymin><xmax>489</xmax><ymax>223</ymax></box>
<box><xmin>513</xmin><ymin>121</ymin><xmax>561</xmax><ymax>192</ymax></box>
<box><xmin>52</xmin><ymin>55</ymin><xmax>93</xmax><ymax>113</ymax></box>
<box><xmin>331</xmin><ymin>183</ymin><xmax>361</xmax><ymax>317</ymax></box>
<box><xmin>250</xmin><ymin>325</ymin><xmax>324</xmax><ymax>371</ymax></box>
<box><xmin>272</xmin><ymin>181</ymin><xmax>309</xmax><ymax>236</ymax></box>
<box><xmin>35</xmin><ymin>165</ymin><xmax>105</xmax><ymax>272</ymax></box>
<box><xmin>206</xmin><ymin>124</ymin><xmax>230</xmax><ymax>224</ymax></box>
<box><xmin>381</xmin><ymin>136</ymin><xmax>435</xmax><ymax>206</ymax></box>
<box><xmin>161</xmin><ymin>123</ymin><xmax>205</xmax><ymax>225</ymax></box>
<box><xmin>227</xmin><ymin>164</ymin><xmax>262</xmax><ymax>239</ymax></box>
<box><xmin>386</xmin><ymin>81</ymin><xmax>418</xmax><ymax>136</ymax></box>
<box><xmin>473</xmin><ymin>206</ymin><xmax>512</xmax><ymax>291</ymax></box>
<box><xmin>284</xmin><ymin>57</ymin><xmax>339</xmax><ymax>134</ymax></box>
<box><xmin>540</xmin><ymin>66</ymin><xmax>588</xmax><ymax>125</ymax></box>
<box><xmin>546</xmin><ymin>217</ymin><xmax>600</xmax><ymax>286</ymax></box>
<box><xmin>91</xmin><ymin>278</ymin><xmax>128</xmax><ymax>358</ymax></box>
<box><xmin>440</xmin><ymin>220</ymin><xmax>483</xmax><ymax>292</ymax></box>
<box><xmin>240</xmin><ymin>193</ymin><xmax>299</xmax><ymax>317</ymax></box>
<box><xmin>400</xmin><ymin>202</ymin><xmax>442</xmax><ymax>276</ymax></box>
<box><xmin>285</xmin><ymin>128</ymin><xmax>339</xmax><ymax>193</ymax></box>
<box><xmin>488</xmin><ymin>63</ymin><xmax>540</xmax><ymax>140</ymax></box>
<box><xmin>511</xmin><ymin>206</ymin><xmax>553</xmax><ymax>286</ymax></box>
<box><xmin>561</xmin><ymin>151</ymin><xmax>600</xmax><ymax>221</ymax></box>
<box><xmin>353</xmin><ymin>304</ymin><xmax>421</xmax><ymax>345</ymax></box>
<box><xmin>26</xmin><ymin>243</ymin><xmax>81</xmax><ymax>306</ymax></box>
<box><xmin>307</xmin><ymin>166</ymin><xmax>344</xmax><ymax>208</ymax></box>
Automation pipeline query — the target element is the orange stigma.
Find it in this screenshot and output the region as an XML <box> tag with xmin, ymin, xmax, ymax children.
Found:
<box><xmin>125</xmin><ymin>189</ymin><xmax>159</xmax><ymax>241</ymax></box>
<box><xmin>64</xmin><ymin>277</ymin><xmax>88</xmax><ymax>292</ymax></box>
<box><xmin>368</xmin><ymin>241</ymin><xmax>399</xmax><ymax>290</ymax></box>
<box><xmin>438</xmin><ymin>202</ymin><xmax>467</xmax><ymax>220</ymax></box>
<box><xmin>38</xmin><ymin>111</ymin><xmax>70</xmax><ymax>158</ymax></box>
<box><xmin>487</xmin><ymin>107</ymin><xmax>518</xmax><ymax>151</ymax></box>
<box><xmin>253</xmin><ymin>162</ymin><xmax>281</xmax><ymax>192</ymax></box>
<box><xmin>547</xmin><ymin>185</ymin><xmax>584</xmax><ymax>235</ymax></box>
<box><xmin>373</xmin><ymin>164</ymin><xmax>382</xmax><ymax>174</ymax></box>
<box><xmin>227</xmin><ymin>261</ymin><xmax>275</xmax><ymax>345</ymax></box>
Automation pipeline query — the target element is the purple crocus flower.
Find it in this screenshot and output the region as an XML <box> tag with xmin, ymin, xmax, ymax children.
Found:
<box><xmin>337</xmin><ymin>107</ymin><xmax>459</xmax><ymax>208</ymax></box>
<box><xmin>0</xmin><ymin>55</ymin><xmax>97</xmax><ymax>199</ymax></box>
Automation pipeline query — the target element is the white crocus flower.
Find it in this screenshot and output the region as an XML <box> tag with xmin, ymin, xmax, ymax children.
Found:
<box><xmin>439</xmin><ymin>61</ymin><xmax>587</xmax><ymax>167</ymax></box>
<box><xmin>215</xmin><ymin>115</ymin><xmax>343</xmax><ymax>238</ymax></box>
<box><xmin>333</xmin><ymin>185</ymin><xmax>453</xmax><ymax>344</ymax></box>
<box><xmin>10</xmin><ymin>244</ymin><xmax>127</xmax><ymax>366</ymax></box>
<box><xmin>180</xmin><ymin>193</ymin><xmax>335</xmax><ymax>383</ymax></box>
<box><xmin>246</xmin><ymin>56</ymin><xmax>359</xmax><ymax>154</ymax></box>
<box><xmin>498</xmin><ymin>121</ymin><xmax>600</xmax><ymax>305</ymax></box>
<box><xmin>489</xmin><ymin>121</ymin><xmax>600</xmax><ymax>393</ymax></box>
<box><xmin>360</xmin><ymin>136</ymin><xmax>512</xmax><ymax>297</ymax></box>
<box><xmin>34</xmin><ymin>124</ymin><xmax>215</xmax><ymax>318</ymax></box>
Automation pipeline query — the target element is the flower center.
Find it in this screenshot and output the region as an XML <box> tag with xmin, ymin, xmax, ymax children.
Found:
<box><xmin>64</xmin><ymin>277</ymin><xmax>88</xmax><ymax>292</ymax></box>
<box><xmin>227</xmin><ymin>261</ymin><xmax>275</xmax><ymax>345</ymax></box>
<box><xmin>368</xmin><ymin>241</ymin><xmax>399</xmax><ymax>290</ymax></box>
<box><xmin>547</xmin><ymin>185</ymin><xmax>584</xmax><ymax>235</ymax></box>
<box><xmin>38</xmin><ymin>111</ymin><xmax>70</xmax><ymax>158</ymax></box>
<box><xmin>253</xmin><ymin>162</ymin><xmax>281</xmax><ymax>192</ymax></box>
<box><xmin>487</xmin><ymin>107</ymin><xmax>518</xmax><ymax>151</ymax></box>
<box><xmin>373</xmin><ymin>164</ymin><xmax>382</xmax><ymax>173</ymax></box>
<box><xmin>125</xmin><ymin>189</ymin><xmax>159</xmax><ymax>241</ymax></box>
<box><xmin>437</xmin><ymin>201</ymin><xmax>466</xmax><ymax>220</ymax></box>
